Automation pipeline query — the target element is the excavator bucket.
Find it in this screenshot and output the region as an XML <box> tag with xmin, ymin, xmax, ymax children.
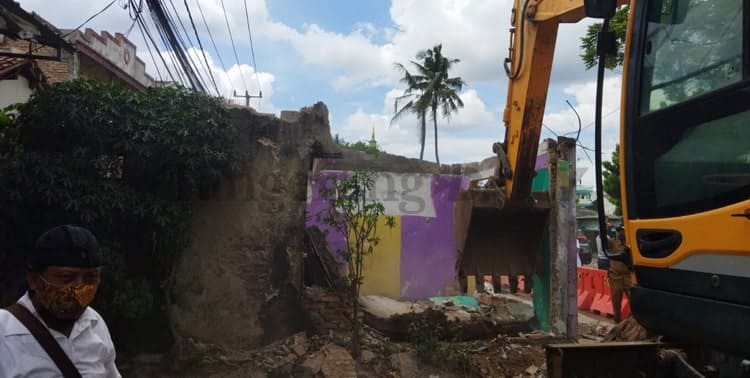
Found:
<box><xmin>454</xmin><ymin>187</ymin><xmax>550</xmax><ymax>291</ymax></box>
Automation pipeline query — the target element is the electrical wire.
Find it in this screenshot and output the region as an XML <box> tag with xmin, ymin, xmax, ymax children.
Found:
<box><xmin>243</xmin><ymin>0</ymin><xmax>262</xmax><ymax>109</ymax></box>
<box><xmin>149</xmin><ymin>9</ymin><xmax>186</xmax><ymax>85</ymax></box>
<box><xmin>136</xmin><ymin>14</ymin><xmax>167</xmax><ymax>82</ymax></box>
<box><xmin>137</xmin><ymin>4</ymin><xmax>180</xmax><ymax>83</ymax></box>
<box><xmin>195</xmin><ymin>0</ymin><xmax>234</xmax><ymax>94</ymax></box>
<box><xmin>581</xmin><ymin>107</ymin><xmax>619</xmax><ymax>131</ymax></box>
<box><xmin>63</xmin><ymin>0</ymin><xmax>118</xmax><ymax>37</ymax></box>
<box><xmin>220</xmin><ymin>0</ymin><xmax>248</xmax><ymax>90</ymax></box>
<box><xmin>184</xmin><ymin>0</ymin><xmax>220</xmax><ymax>96</ymax></box>
<box><xmin>542</xmin><ymin>123</ymin><xmax>559</xmax><ymax>137</ymax></box>
<box><xmin>543</xmin><ymin>122</ymin><xmax>593</xmax><ymax>163</ymax></box>
<box><xmin>147</xmin><ymin>0</ymin><xmax>207</xmax><ymax>91</ymax></box>
<box><xmin>167</xmin><ymin>0</ymin><xmax>194</xmax><ymax>46</ymax></box>
<box><xmin>243</xmin><ymin>0</ymin><xmax>262</xmax><ymax>93</ymax></box>
<box><xmin>125</xmin><ymin>18</ymin><xmax>138</xmax><ymax>37</ymax></box>
<box><xmin>578</xmin><ymin>144</ymin><xmax>593</xmax><ymax>164</ymax></box>
<box><xmin>566</xmin><ymin>100</ymin><xmax>582</xmax><ymax>142</ymax></box>
<box><xmin>163</xmin><ymin>0</ymin><xmax>210</xmax><ymax>90</ymax></box>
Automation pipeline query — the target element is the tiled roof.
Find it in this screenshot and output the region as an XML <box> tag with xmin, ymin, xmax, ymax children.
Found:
<box><xmin>0</xmin><ymin>55</ymin><xmax>46</xmax><ymax>86</ymax></box>
<box><xmin>0</xmin><ymin>55</ymin><xmax>29</xmax><ymax>77</ymax></box>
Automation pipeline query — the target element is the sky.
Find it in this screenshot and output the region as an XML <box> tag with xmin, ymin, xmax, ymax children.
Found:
<box><xmin>17</xmin><ymin>0</ymin><xmax>623</xmax><ymax>188</ymax></box>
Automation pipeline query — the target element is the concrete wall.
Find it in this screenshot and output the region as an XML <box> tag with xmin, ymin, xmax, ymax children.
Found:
<box><xmin>0</xmin><ymin>76</ymin><xmax>33</xmax><ymax>108</ymax></box>
<box><xmin>167</xmin><ymin>103</ymin><xmax>335</xmax><ymax>350</ymax></box>
<box><xmin>305</xmin><ymin>151</ymin><xmax>556</xmax><ymax>300</ymax></box>
<box><xmin>73</xmin><ymin>29</ymin><xmax>154</xmax><ymax>88</ymax></box>
<box><xmin>307</xmin><ymin>170</ymin><xmax>466</xmax><ymax>299</ymax></box>
<box><xmin>304</xmin><ymin>141</ymin><xmax>577</xmax><ymax>337</ymax></box>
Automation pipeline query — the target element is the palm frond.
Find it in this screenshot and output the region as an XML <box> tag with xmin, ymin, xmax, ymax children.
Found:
<box><xmin>391</xmin><ymin>99</ymin><xmax>415</xmax><ymax>123</ymax></box>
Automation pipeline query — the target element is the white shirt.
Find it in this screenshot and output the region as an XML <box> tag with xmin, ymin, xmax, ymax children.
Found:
<box><xmin>0</xmin><ymin>292</ymin><xmax>121</xmax><ymax>378</ymax></box>
<box><xmin>596</xmin><ymin>235</ymin><xmax>608</xmax><ymax>260</ymax></box>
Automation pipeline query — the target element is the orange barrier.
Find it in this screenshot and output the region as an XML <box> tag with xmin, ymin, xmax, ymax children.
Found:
<box><xmin>577</xmin><ymin>267</ymin><xmax>633</xmax><ymax>319</ymax></box>
<box><xmin>589</xmin><ymin>269</ymin><xmax>614</xmax><ymax>316</ymax></box>
<box><xmin>621</xmin><ymin>294</ymin><xmax>631</xmax><ymax>318</ymax></box>
<box><xmin>576</xmin><ymin>267</ymin><xmax>594</xmax><ymax>310</ymax></box>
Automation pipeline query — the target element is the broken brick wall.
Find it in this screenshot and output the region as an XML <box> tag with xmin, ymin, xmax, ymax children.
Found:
<box><xmin>302</xmin><ymin>286</ymin><xmax>362</xmax><ymax>335</ymax></box>
<box><xmin>167</xmin><ymin>103</ymin><xmax>336</xmax><ymax>350</ymax></box>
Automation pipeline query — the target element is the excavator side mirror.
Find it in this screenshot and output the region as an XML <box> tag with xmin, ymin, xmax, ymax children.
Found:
<box><xmin>584</xmin><ymin>0</ymin><xmax>617</xmax><ymax>19</ymax></box>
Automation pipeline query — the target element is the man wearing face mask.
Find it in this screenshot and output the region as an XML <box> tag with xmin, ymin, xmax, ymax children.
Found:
<box><xmin>0</xmin><ymin>225</ymin><xmax>120</xmax><ymax>377</ymax></box>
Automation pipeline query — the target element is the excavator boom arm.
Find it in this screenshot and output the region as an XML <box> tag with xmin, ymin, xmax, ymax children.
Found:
<box><xmin>502</xmin><ymin>0</ymin><xmax>626</xmax><ymax>204</ymax></box>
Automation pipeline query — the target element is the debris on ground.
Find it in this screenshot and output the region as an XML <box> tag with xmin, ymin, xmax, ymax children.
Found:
<box><xmin>359</xmin><ymin>293</ymin><xmax>535</xmax><ymax>342</ymax></box>
<box><xmin>603</xmin><ymin>317</ymin><xmax>655</xmax><ymax>342</ymax></box>
<box><xmin>125</xmin><ymin>288</ymin><xmax>642</xmax><ymax>377</ymax></box>
<box><xmin>358</xmin><ymin>295</ymin><xmax>427</xmax><ymax>319</ymax></box>
<box><xmin>471</xmin><ymin>335</ymin><xmax>547</xmax><ymax>378</ymax></box>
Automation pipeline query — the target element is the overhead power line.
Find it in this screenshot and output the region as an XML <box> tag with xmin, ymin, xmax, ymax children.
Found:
<box><xmin>220</xmin><ymin>0</ymin><xmax>248</xmax><ymax>90</ymax></box>
<box><xmin>64</xmin><ymin>0</ymin><xmax>118</xmax><ymax>37</ymax></box>
<box><xmin>183</xmin><ymin>0</ymin><xmax>221</xmax><ymax>96</ymax></box>
<box><xmin>149</xmin><ymin>8</ymin><xmax>187</xmax><ymax>84</ymax></box>
<box><xmin>130</xmin><ymin>0</ymin><xmax>177</xmax><ymax>83</ymax></box>
<box><xmin>145</xmin><ymin>0</ymin><xmax>206</xmax><ymax>92</ymax></box>
<box><xmin>136</xmin><ymin>16</ymin><xmax>165</xmax><ymax>82</ymax></box>
<box><xmin>195</xmin><ymin>0</ymin><xmax>234</xmax><ymax>94</ymax></box>
<box><xmin>243</xmin><ymin>0</ymin><xmax>262</xmax><ymax>95</ymax></box>
<box><xmin>162</xmin><ymin>0</ymin><xmax>210</xmax><ymax>90</ymax></box>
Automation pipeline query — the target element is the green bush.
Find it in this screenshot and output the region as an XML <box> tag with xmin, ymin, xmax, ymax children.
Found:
<box><xmin>0</xmin><ymin>79</ymin><xmax>240</xmax><ymax>355</ymax></box>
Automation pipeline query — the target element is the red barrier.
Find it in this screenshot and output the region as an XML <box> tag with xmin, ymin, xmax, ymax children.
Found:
<box><xmin>577</xmin><ymin>268</ymin><xmax>594</xmax><ymax>311</ymax></box>
<box><xmin>589</xmin><ymin>269</ymin><xmax>614</xmax><ymax>316</ymax></box>
<box><xmin>621</xmin><ymin>295</ymin><xmax>631</xmax><ymax>318</ymax></box>
<box><xmin>577</xmin><ymin>267</ymin><xmax>632</xmax><ymax>319</ymax></box>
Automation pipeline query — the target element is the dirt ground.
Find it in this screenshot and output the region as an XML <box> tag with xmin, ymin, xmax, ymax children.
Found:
<box><xmin>120</xmin><ymin>292</ymin><xmax>619</xmax><ymax>378</ymax></box>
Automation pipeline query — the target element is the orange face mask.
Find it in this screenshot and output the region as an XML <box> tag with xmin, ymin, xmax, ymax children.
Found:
<box><xmin>35</xmin><ymin>276</ymin><xmax>98</xmax><ymax>320</ymax></box>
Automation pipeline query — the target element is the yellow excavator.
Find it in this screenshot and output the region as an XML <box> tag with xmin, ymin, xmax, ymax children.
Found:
<box><xmin>458</xmin><ymin>0</ymin><xmax>750</xmax><ymax>375</ymax></box>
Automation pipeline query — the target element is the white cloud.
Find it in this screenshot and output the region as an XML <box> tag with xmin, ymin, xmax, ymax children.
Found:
<box><xmin>251</xmin><ymin>0</ymin><xmax>598</xmax><ymax>90</ymax></box>
<box><xmin>16</xmin><ymin>0</ymin><xmax>618</xmax><ymax>170</ymax></box>
<box><xmin>531</xmin><ymin>74</ymin><xmax>624</xmax><ymax>189</ymax></box>
<box><xmin>543</xmin><ymin>76</ymin><xmax>622</xmax><ymax>135</ymax></box>
<box><xmin>139</xmin><ymin>47</ymin><xmax>277</xmax><ymax>113</ymax></box>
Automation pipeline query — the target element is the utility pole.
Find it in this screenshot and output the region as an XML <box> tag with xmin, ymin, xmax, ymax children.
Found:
<box><xmin>233</xmin><ymin>90</ymin><xmax>262</xmax><ymax>107</ymax></box>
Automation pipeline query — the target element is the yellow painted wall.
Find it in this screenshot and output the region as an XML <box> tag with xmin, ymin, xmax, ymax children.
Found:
<box><xmin>359</xmin><ymin>216</ymin><xmax>401</xmax><ymax>298</ymax></box>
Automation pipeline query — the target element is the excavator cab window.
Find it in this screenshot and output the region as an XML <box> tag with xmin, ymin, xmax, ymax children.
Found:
<box><xmin>647</xmin><ymin>0</ymin><xmax>689</xmax><ymax>24</ymax></box>
<box><xmin>639</xmin><ymin>0</ymin><xmax>743</xmax><ymax>114</ymax></box>
<box><xmin>628</xmin><ymin>0</ymin><xmax>750</xmax><ymax>219</ymax></box>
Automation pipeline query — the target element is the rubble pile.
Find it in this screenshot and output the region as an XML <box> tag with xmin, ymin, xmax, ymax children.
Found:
<box><xmin>123</xmin><ymin>289</ymin><xmax>587</xmax><ymax>377</ymax></box>
<box><xmin>602</xmin><ymin>317</ymin><xmax>654</xmax><ymax>342</ymax></box>
<box><xmin>469</xmin><ymin>334</ymin><xmax>548</xmax><ymax>378</ymax></box>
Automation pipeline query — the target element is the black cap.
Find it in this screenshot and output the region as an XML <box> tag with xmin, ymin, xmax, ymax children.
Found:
<box><xmin>30</xmin><ymin>225</ymin><xmax>103</xmax><ymax>269</ymax></box>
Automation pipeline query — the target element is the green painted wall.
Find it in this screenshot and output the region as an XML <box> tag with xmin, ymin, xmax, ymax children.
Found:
<box><xmin>530</xmin><ymin>167</ymin><xmax>551</xmax><ymax>331</ymax></box>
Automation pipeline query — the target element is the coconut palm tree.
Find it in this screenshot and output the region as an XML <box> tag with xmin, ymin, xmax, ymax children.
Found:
<box><xmin>419</xmin><ymin>45</ymin><xmax>465</xmax><ymax>165</ymax></box>
<box><xmin>392</xmin><ymin>64</ymin><xmax>429</xmax><ymax>160</ymax></box>
<box><xmin>392</xmin><ymin>44</ymin><xmax>464</xmax><ymax>164</ymax></box>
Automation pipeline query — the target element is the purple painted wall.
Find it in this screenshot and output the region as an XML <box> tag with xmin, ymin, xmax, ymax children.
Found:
<box><xmin>399</xmin><ymin>175</ymin><xmax>464</xmax><ymax>299</ymax></box>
